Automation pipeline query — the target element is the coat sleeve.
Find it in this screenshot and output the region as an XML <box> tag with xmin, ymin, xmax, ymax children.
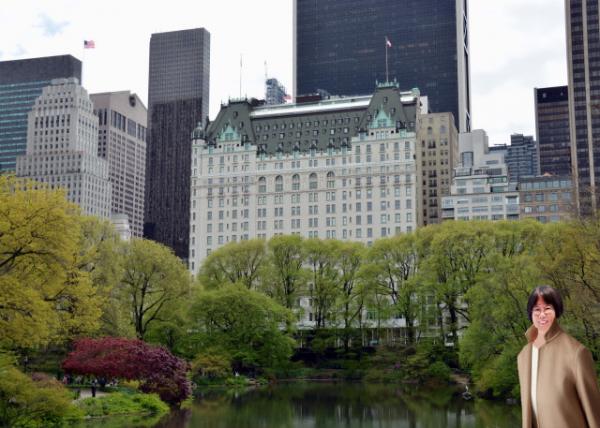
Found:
<box><xmin>575</xmin><ymin>346</ymin><xmax>600</xmax><ymax>428</ymax></box>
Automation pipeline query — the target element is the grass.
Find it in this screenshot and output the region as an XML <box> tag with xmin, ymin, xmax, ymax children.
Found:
<box><xmin>75</xmin><ymin>391</ymin><xmax>169</xmax><ymax>418</ymax></box>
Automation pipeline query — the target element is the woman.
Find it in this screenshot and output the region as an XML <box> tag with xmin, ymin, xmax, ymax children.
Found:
<box><xmin>517</xmin><ymin>286</ymin><xmax>600</xmax><ymax>428</ymax></box>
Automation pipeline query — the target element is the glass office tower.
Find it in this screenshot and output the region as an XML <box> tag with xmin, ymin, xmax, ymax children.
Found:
<box><xmin>534</xmin><ymin>86</ymin><xmax>571</xmax><ymax>176</ymax></box>
<box><xmin>0</xmin><ymin>55</ymin><xmax>81</xmax><ymax>172</ymax></box>
<box><xmin>294</xmin><ymin>0</ymin><xmax>471</xmax><ymax>132</ymax></box>
<box><xmin>144</xmin><ymin>28</ymin><xmax>210</xmax><ymax>260</ymax></box>
<box><xmin>566</xmin><ymin>0</ymin><xmax>600</xmax><ymax>214</ymax></box>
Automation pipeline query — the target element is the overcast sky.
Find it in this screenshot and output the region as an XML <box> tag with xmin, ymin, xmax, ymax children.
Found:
<box><xmin>1</xmin><ymin>0</ymin><xmax>567</xmax><ymax>145</ymax></box>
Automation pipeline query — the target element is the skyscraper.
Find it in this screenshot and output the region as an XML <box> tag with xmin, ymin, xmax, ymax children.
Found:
<box><xmin>566</xmin><ymin>0</ymin><xmax>600</xmax><ymax>214</ymax></box>
<box><xmin>0</xmin><ymin>55</ymin><xmax>81</xmax><ymax>172</ymax></box>
<box><xmin>534</xmin><ymin>86</ymin><xmax>571</xmax><ymax>176</ymax></box>
<box><xmin>145</xmin><ymin>28</ymin><xmax>210</xmax><ymax>259</ymax></box>
<box><xmin>417</xmin><ymin>113</ymin><xmax>459</xmax><ymax>225</ymax></box>
<box><xmin>91</xmin><ymin>91</ymin><xmax>147</xmax><ymax>237</ymax></box>
<box><xmin>294</xmin><ymin>0</ymin><xmax>471</xmax><ymax>132</ymax></box>
<box><xmin>16</xmin><ymin>78</ymin><xmax>111</xmax><ymax>218</ymax></box>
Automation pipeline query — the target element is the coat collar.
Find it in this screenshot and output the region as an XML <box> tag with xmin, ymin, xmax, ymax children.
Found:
<box><xmin>525</xmin><ymin>320</ymin><xmax>563</xmax><ymax>345</ymax></box>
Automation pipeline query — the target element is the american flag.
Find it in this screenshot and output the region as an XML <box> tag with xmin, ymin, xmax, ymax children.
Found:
<box><xmin>84</xmin><ymin>40</ymin><xmax>95</xmax><ymax>49</ymax></box>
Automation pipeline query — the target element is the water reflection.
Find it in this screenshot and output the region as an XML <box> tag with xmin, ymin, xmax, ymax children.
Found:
<box><xmin>156</xmin><ymin>383</ymin><xmax>520</xmax><ymax>428</ymax></box>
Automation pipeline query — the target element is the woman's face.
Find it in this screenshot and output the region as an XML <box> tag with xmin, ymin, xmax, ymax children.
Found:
<box><xmin>532</xmin><ymin>295</ymin><xmax>556</xmax><ymax>336</ymax></box>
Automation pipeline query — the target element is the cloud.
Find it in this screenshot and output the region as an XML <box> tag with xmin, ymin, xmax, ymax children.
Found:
<box><xmin>37</xmin><ymin>13</ymin><xmax>69</xmax><ymax>37</ymax></box>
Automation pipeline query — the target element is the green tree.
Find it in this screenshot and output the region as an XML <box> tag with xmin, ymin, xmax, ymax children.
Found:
<box><xmin>76</xmin><ymin>216</ymin><xmax>128</xmax><ymax>337</ymax></box>
<box><xmin>0</xmin><ymin>176</ymin><xmax>103</xmax><ymax>349</ymax></box>
<box><xmin>304</xmin><ymin>239</ymin><xmax>341</xmax><ymax>329</ymax></box>
<box><xmin>422</xmin><ymin>221</ymin><xmax>493</xmax><ymax>347</ymax></box>
<box><xmin>198</xmin><ymin>239</ymin><xmax>266</xmax><ymax>290</ymax></box>
<box><xmin>262</xmin><ymin>235</ymin><xmax>307</xmax><ymax>309</ymax></box>
<box><xmin>118</xmin><ymin>239</ymin><xmax>191</xmax><ymax>340</ymax></box>
<box><xmin>334</xmin><ymin>241</ymin><xmax>366</xmax><ymax>350</ymax></box>
<box><xmin>188</xmin><ymin>284</ymin><xmax>295</xmax><ymax>373</ymax></box>
<box><xmin>366</xmin><ymin>234</ymin><xmax>420</xmax><ymax>344</ymax></box>
<box><xmin>460</xmin><ymin>221</ymin><xmax>544</xmax><ymax>397</ymax></box>
<box><xmin>537</xmin><ymin>219</ymin><xmax>600</xmax><ymax>358</ymax></box>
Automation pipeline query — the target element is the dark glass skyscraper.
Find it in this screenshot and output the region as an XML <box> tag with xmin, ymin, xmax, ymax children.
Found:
<box><xmin>566</xmin><ymin>0</ymin><xmax>600</xmax><ymax>214</ymax></box>
<box><xmin>534</xmin><ymin>86</ymin><xmax>571</xmax><ymax>176</ymax></box>
<box><xmin>144</xmin><ymin>28</ymin><xmax>210</xmax><ymax>260</ymax></box>
<box><xmin>294</xmin><ymin>0</ymin><xmax>471</xmax><ymax>132</ymax></box>
<box><xmin>0</xmin><ymin>55</ymin><xmax>81</xmax><ymax>172</ymax></box>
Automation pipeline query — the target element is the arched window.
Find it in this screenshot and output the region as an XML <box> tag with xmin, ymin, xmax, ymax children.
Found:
<box><xmin>327</xmin><ymin>171</ymin><xmax>335</xmax><ymax>189</ymax></box>
<box><xmin>309</xmin><ymin>173</ymin><xmax>318</xmax><ymax>190</ymax></box>
<box><xmin>258</xmin><ymin>176</ymin><xmax>266</xmax><ymax>193</ymax></box>
<box><xmin>275</xmin><ymin>175</ymin><xmax>283</xmax><ymax>192</ymax></box>
<box><xmin>292</xmin><ymin>174</ymin><xmax>300</xmax><ymax>191</ymax></box>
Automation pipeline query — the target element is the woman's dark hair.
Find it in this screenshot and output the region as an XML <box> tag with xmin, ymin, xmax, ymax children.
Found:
<box><xmin>527</xmin><ymin>286</ymin><xmax>564</xmax><ymax>321</ymax></box>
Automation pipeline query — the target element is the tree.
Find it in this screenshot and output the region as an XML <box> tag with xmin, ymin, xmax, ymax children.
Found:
<box><xmin>459</xmin><ymin>221</ymin><xmax>544</xmax><ymax>397</ymax></box>
<box><xmin>0</xmin><ymin>176</ymin><xmax>103</xmax><ymax>349</ymax></box>
<box><xmin>366</xmin><ymin>234</ymin><xmax>421</xmax><ymax>344</ymax></box>
<box><xmin>262</xmin><ymin>235</ymin><xmax>307</xmax><ymax>309</ymax></box>
<box><xmin>537</xmin><ymin>219</ymin><xmax>600</xmax><ymax>358</ymax></box>
<box><xmin>334</xmin><ymin>242</ymin><xmax>366</xmax><ymax>351</ymax></box>
<box><xmin>421</xmin><ymin>221</ymin><xmax>493</xmax><ymax>347</ymax></box>
<box><xmin>118</xmin><ymin>239</ymin><xmax>191</xmax><ymax>340</ymax></box>
<box><xmin>76</xmin><ymin>216</ymin><xmax>128</xmax><ymax>337</ymax></box>
<box><xmin>304</xmin><ymin>239</ymin><xmax>341</xmax><ymax>329</ymax></box>
<box><xmin>62</xmin><ymin>337</ymin><xmax>191</xmax><ymax>406</ymax></box>
<box><xmin>188</xmin><ymin>284</ymin><xmax>295</xmax><ymax>373</ymax></box>
<box><xmin>198</xmin><ymin>239</ymin><xmax>266</xmax><ymax>290</ymax></box>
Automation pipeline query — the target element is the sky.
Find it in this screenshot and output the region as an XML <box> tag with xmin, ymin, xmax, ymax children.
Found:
<box><xmin>0</xmin><ymin>0</ymin><xmax>567</xmax><ymax>145</ymax></box>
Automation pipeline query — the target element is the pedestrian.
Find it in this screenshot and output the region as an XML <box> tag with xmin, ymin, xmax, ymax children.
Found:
<box><xmin>91</xmin><ymin>378</ymin><xmax>98</xmax><ymax>398</ymax></box>
<box><xmin>517</xmin><ymin>285</ymin><xmax>600</xmax><ymax>427</ymax></box>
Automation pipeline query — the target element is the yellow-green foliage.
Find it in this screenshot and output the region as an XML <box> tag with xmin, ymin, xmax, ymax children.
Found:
<box><xmin>0</xmin><ymin>176</ymin><xmax>103</xmax><ymax>348</ymax></box>
<box><xmin>192</xmin><ymin>349</ymin><xmax>233</xmax><ymax>380</ymax></box>
<box><xmin>0</xmin><ymin>353</ymin><xmax>79</xmax><ymax>427</ymax></box>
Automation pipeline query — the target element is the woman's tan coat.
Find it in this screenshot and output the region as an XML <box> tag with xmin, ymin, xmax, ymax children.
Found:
<box><xmin>517</xmin><ymin>321</ymin><xmax>600</xmax><ymax>428</ymax></box>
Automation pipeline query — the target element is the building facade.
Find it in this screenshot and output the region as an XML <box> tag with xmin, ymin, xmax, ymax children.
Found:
<box><xmin>294</xmin><ymin>0</ymin><xmax>471</xmax><ymax>132</ymax></box>
<box><xmin>189</xmin><ymin>85</ymin><xmax>422</xmax><ymax>272</ymax></box>
<box><xmin>519</xmin><ymin>175</ymin><xmax>574</xmax><ymax>223</ymax></box>
<box><xmin>442</xmin><ymin>130</ymin><xmax>520</xmax><ymax>221</ymax></box>
<box><xmin>566</xmin><ymin>0</ymin><xmax>600</xmax><ymax>214</ymax></box>
<box><xmin>0</xmin><ymin>55</ymin><xmax>81</xmax><ymax>172</ymax></box>
<box><xmin>16</xmin><ymin>78</ymin><xmax>111</xmax><ymax>218</ymax></box>
<box><xmin>91</xmin><ymin>91</ymin><xmax>147</xmax><ymax>237</ymax></box>
<box><xmin>505</xmin><ymin>134</ymin><xmax>540</xmax><ymax>182</ymax></box>
<box><xmin>265</xmin><ymin>78</ymin><xmax>289</xmax><ymax>105</ymax></box>
<box><xmin>417</xmin><ymin>113</ymin><xmax>459</xmax><ymax>225</ymax></box>
<box><xmin>534</xmin><ymin>86</ymin><xmax>571</xmax><ymax>176</ymax></box>
<box><xmin>145</xmin><ymin>28</ymin><xmax>210</xmax><ymax>259</ymax></box>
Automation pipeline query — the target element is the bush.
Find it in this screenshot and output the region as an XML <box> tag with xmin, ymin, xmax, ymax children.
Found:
<box><xmin>0</xmin><ymin>353</ymin><xmax>80</xmax><ymax>427</ymax></box>
<box><xmin>426</xmin><ymin>361</ymin><xmax>451</xmax><ymax>383</ymax></box>
<box><xmin>76</xmin><ymin>391</ymin><xmax>169</xmax><ymax>417</ymax></box>
<box><xmin>192</xmin><ymin>349</ymin><xmax>232</xmax><ymax>381</ymax></box>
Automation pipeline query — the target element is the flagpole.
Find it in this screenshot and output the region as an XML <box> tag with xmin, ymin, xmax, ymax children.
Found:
<box><xmin>385</xmin><ymin>43</ymin><xmax>388</xmax><ymax>83</ymax></box>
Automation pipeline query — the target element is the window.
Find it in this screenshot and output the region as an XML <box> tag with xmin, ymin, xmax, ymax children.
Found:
<box><xmin>275</xmin><ymin>175</ymin><xmax>283</xmax><ymax>192</ymax></box>
<box><xmin>327</xmin><ymin>171</ymin><xmax>335</xmax><ymax>188</ymax></box>
<box><xmin>292</xmin><ymin>174</ymin><xmax>300</xmax><ymax>191</ymax></box>
<box><xmin>258</xmin><ymin>176</ymin><xmax>266</xmax><ymax>193</ymax></box>
<box><xmin>309</xmin><ymin>173</ymin><xmax>318</xmax><ymax>189</ymax></box>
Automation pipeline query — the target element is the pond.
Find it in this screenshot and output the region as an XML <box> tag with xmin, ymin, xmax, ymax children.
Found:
<box><xmin>77</xmin><ymin>383</ymin><xmax>521</xmax><ymax>428</ymax></box>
